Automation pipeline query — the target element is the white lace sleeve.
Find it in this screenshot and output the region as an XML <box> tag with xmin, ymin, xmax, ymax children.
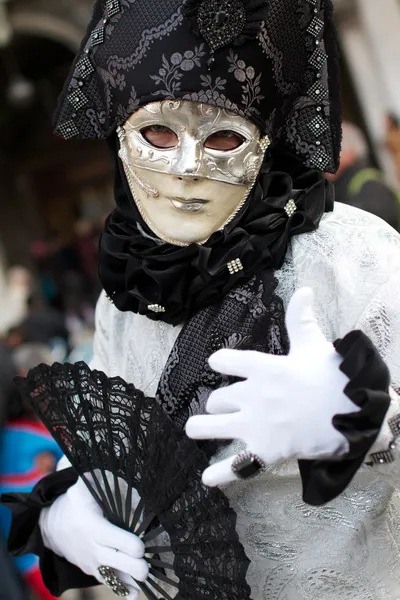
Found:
<box><xmin>56</xmin><ymin>293</ymin><xmax>112</xmax><ymax>472</ymax></box>
<box><xmin>354</xmin><ymin>269</ymin><xmax>400</xmax><ymax>485</ymax></box>
<box><xmin>89</xmin><ymin>292</ymin><xmax>112</xmax><ymax>374</ymax></box>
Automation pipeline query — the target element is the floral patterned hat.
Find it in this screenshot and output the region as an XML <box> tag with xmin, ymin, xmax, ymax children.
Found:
<box><xmin>54</xmin><ymin>0</ymin><xmax>341</xmax><ymax>173</ymax></box>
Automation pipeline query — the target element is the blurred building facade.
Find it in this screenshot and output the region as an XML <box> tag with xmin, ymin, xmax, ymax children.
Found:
<box><xmin>0</xmin><ymin>0</ymin><xmax>399</xmax><ymax>274</ymax></box>
<box><xmin>0</xmin><ymin>0</ymin><xmax>113</xmax><ymax>273</ymax></box>
<box><xmin>335</xmin><ymin>0</ymin><xmax>400</xmax><ymax>185</ymax></box>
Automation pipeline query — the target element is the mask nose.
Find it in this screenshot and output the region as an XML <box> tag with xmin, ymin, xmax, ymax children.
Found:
<box><xmin>173</xmin><ymin>138</ymin><xmax>202</xmax><ymax>180</ymax></box>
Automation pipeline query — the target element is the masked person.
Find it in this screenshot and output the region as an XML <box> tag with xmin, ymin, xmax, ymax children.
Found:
<box><xmin>2</xmin><ymin>1</ymin><xmax>400</xmax><ymax>599</ymax></box>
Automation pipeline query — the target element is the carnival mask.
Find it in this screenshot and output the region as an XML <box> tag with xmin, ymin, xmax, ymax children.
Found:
<box><xmin>118</xmin><ymin>100</ymin><xmax>270</xmax><ymax>245</ymax></box>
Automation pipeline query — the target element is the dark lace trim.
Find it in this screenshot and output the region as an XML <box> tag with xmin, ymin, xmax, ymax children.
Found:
<box><xmin>156</xmin><ymin>271</ymin><xmax>289</xmax><ymax>458</ymax></box>
<box><xmin>15</xmin><ymin>363</ymin><xmax>252</xmax><ymax>600</ymax></box>
<box><xmin>157</xmin><ymin>272</ymin><xmax>288</xmax><ymax>415</ymax></box>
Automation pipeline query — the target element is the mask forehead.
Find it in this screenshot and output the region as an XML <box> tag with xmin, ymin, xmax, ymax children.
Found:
<box><xmin>129</xmin><ymin>100</ymin><xmax>260</xmax><ymax>137</ymax></box>
<box><xmin>119</xmin><ymin>100</ymin><xmax>270</xmax><ymax>185</ymax></box>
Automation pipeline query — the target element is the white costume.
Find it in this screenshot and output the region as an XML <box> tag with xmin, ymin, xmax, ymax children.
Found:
<box><xmin>89</xmin><ymin>204</ymin><xmax>400</xmax><ymax>599</ymax></box>
<box><xmin>4</xmin><ymin>0</ymin><xmax>400</xmax><ymax>598</ymax></box>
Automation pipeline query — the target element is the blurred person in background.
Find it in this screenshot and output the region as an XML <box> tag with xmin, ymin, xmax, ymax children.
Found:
<box><xmin>0</xmin><ymin>385</ymin><xmax>28</xmax><ymax>600</ymax></box>
<box><xmin>326</xmin><ymin>121</ymin><xmax>400</xmax><ymax>230</ymax></box>
<box><xmin>20</xmin><ymin>293</ymin><xmax>70</xmax><ymax>360</ymax></box>
<box><xmin>386</xmin><ymin>114</ymin><xmax>400</xmax><ymax>182</ymax></box>
<box><xmin>0</xmin><ymin>267</ymin><xmax>33</xmax><ymax>336</ymax></box>
<box><xmin>0</xmin><ymin>538</ymin><xmax>28</xmax><ymax>600</ymax></box>
<box><xmin>0</xmin><ymin>341</ymin><xmax>27</xmax><ymax>600</ymax></box>
<box><xmin>0</xmin><ymin>343</ymin><xmax>62</xmax><ymax>600</ymax></box>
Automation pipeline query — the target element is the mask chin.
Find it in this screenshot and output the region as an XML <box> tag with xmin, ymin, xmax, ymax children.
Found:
<box><xmin>122</xmin><ymin>165</ymin><xmax>253</xmax><ymax>245</ymax></box>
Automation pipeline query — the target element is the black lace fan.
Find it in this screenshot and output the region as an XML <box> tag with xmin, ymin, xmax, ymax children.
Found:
<box><xmin>15</xmin><ymin>362</ymin><xmax>251</xmax><ymax>600</ymax></box>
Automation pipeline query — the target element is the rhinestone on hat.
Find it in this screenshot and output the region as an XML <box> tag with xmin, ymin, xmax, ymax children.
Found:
<box><xmin>309</xmin><ymin>48</ymin><xmax>328</xmax><ymax>70</ymax></box>
<box><xmin>58</xmin><ymin>121</ymin><xmax>79</xmax><ymax>140</ymax></box>
<box><xmin>148</xmin><ymin>304</ymin><xmax>166</xmax><ymax>313</ymax></box>
<box><xmin>307</xmin><ymin>17</ymin><xmax>324</xmax><ymax>38</ymax></box>
<box><xmin>76</xmin><ymin>56</ymin><xmax>95</xmax><ymax>79</ymax></box>
<box><xmin>196</xmin><ymin>0</ymin><xmax>247</xmax><ymax>53</ymax></box>
<box><xmin>91</xmin><ymin>27</ymin><xmax>105</xmax><ymax>46</ymax></box>
<box><xmin>310</xmin><ymin>148</ymin><xmax>330</xmax><ymax>170</ymax></box>
<box><xmin>284</xmin><ymin>199</ymin><xmax>297</xmax><ymax>217</ymax></box>
<box><xmin>227</xmin><ymin>258</ymin><xmax>244</xmax><ymax>275</ymax></box>
<box><xmin>308</xmin><ymin>81</ymin><xmax>329</xmax><ymax>102</ymax></box>
<box><xmin>67</xmin><ymin>89</ymin><xmax>89</xmax><ymax>110</ymax></box>
<box><xmin>106</xmin><ymin>0</ymin><xmax>121</xmax><ymax>17</ymax></box>
<box><xmin>308</xmin><ymin>115</ymin><xmax>329</xmax><ymax>137</ymax></box>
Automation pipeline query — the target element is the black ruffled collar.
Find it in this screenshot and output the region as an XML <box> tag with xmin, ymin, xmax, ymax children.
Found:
<box><xmin>98</xmin><ymin>151</ymin><xmax>333</xmax><ymax>325</ymax></box>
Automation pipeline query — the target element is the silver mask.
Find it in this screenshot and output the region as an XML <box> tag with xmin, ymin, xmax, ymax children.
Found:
<box><xmin>118</xmin><ymin>100</ymin><xmax>270</xmax><ymax>246</ymax></box>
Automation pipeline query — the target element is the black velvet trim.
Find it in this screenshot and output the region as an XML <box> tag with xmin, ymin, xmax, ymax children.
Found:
<box><xmin>299</xmin><ymin>330</ymin><xmax>391</xmax><ymax>506</ymax></box>
<box><xmin>1</xmin><ymin>468</ymin><xmax>99</xmax><ymax>595</ymax></box>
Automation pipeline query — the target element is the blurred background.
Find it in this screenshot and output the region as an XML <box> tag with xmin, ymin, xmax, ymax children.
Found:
<box><xmin>0</xmin><ymin>0</ymin><xmax>399</xmax><ymax>598</ymax></box>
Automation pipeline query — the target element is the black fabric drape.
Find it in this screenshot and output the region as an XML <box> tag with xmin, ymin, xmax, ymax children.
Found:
<box><xmin>299</xmin><ymin>330</ymin><xmax>391</xmax><ymax>506</ymax></box>
<box><xmin>99</xmin><ymin>148</ymin><xmax>332</xmax><ymax>325</ymax></box>
<box><xmin>1</xmin><ymin>469</ymin><xmax>99</xmax><ymax>596</ymax></box>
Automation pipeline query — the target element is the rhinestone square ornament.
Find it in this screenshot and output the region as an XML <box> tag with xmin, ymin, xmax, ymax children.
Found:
<box><xmin>370</xmin><ymin>450</ymin><xmax>395</xmax><ymax>465</ymax></box>
<box><xmin>91</xmin><ymin>27</ymin><xmax>105</xmax><ymax>46</ymax></box>
<box><xmin>308</xmin><ymin>115</ymin><xmax>329</xmax><ymax>137</ymax></box>
<box><xmin>309</xmin><ymin>48</ymin><xmax>328</xmax><ymax>70</ymax></box>
<box><xmin>259</xmin><ymin>135</ymin><xmax>271</xmax><ymax>153</ymax></box>
<box><xmin>67</xmin><ymin>89</ymin><xmax>89</xmax><ymax>110</ymax></box>
<box><xmin>76</xmin><ymin>56</ymin><xmax>95</xmax><ymax>79</ymax></box>
<box><xmin>310</xmin><ymin>148</ymin><xmax>330</xmax><ymax>170</ymax></box>
<box><xmin>148</xmin><ymin>304</ymin><xmax>166</xmax><ymax>313</ymax></box>
<box><xmin>227</xmin><ymin>258</ymin><xmax>244</xmax><ymax>275</ymax></box>
<box><xmin>307</xmin><ymin>17</ymin><xmax>324</xmax><ymax>38</ymax></box>
<box><xmin>284</xmin><ymin>199</ymin><xmax>297</xmax><ymax>217</ymax></box>
<box><xmin>106</xmin><ymin>0</ymin><xmax>121</xmax><ymax>17</ymax></box>
<box><xmin>308</xmin><ymin>81</ymin><xmax>329</xmax><ymax>102</ymax></box>
<box><xmin>57</xmin><ymin>120</ymin><xmax>79</xmax><ymax>139</ymax></box>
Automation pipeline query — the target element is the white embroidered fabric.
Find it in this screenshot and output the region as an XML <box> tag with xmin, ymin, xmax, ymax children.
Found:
<box><xmin>92</xmin><ymin>203</ymin><xmax>400</xmax><ymax>599</ymax></box>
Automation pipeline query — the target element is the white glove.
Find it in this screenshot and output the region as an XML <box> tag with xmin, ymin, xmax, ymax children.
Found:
<box><xmin>186</xmin><ymin>287</ymin><xmax>360</xmax><ymax>487</ymax></box>
<box><xmin>39</xmin><ymin>477</ymin><xmax>148</xmax><ymax>599</ymax></box>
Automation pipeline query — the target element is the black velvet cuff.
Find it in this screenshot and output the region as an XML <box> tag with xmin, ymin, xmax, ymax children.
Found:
<box><xmin>299</xmin><ymin>330</ymin><xmax>391</xmax><ymax>506</ymax></box>
<box><xmin>1</xmin><ymin>468</ymin><xmax>99</xmax><ymax>595</ymax></box>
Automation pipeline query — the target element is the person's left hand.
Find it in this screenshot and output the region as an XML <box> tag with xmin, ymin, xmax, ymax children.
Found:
<box><xmin>186</xmin><ymin>288</ymin><xmax>360</xmax><ymax>487</ymax></box>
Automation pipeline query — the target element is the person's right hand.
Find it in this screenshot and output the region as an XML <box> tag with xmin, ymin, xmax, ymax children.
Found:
<box><xmin>39</xmin><ymin>477</ymin><xmax>148</xmax><ymax>599</ymax></box>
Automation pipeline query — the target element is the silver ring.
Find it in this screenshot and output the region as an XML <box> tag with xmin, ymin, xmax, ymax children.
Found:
<box><xmin>98</xmin><ymin>565</ymin><xmax>129</xmax><ymax>597</ymax></box>
<box><xmin>231</xmin><ymin>451</ymin><xmax>266</xmax><ymax>480</ymax></box>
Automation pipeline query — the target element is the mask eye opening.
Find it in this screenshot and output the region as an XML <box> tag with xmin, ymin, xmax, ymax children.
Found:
<box><xmin>204</xmin><ymin>130</ymin><xmax>246</xmax><ymax>151</ymax></box>
<box><xmin>140</xmin><ymin>125</ymin><xmax>178</xmax><ymax>149</ymax></box>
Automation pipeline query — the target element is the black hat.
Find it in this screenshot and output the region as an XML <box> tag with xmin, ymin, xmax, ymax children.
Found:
<box><xmin>54</xmin><ymin>0</ymin><xmax>341</xmax><ymax>173</ymax></box>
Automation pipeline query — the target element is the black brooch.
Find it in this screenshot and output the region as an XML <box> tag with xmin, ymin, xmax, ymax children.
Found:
<box><xmin>185</xmin><ymin>0</ymin><xmax>269</xmax><ymax>54</ymax></box>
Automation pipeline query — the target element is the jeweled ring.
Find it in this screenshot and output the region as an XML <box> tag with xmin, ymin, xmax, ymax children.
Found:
<box><xmin>98</xmin><ymin>565</ymin><xmax>129</xmax><ymax>597</ymax></box>
<box><xmin>231</xmin><ymin>451</ymin><xmax>266</xmax><ymax>479</ymax></box>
